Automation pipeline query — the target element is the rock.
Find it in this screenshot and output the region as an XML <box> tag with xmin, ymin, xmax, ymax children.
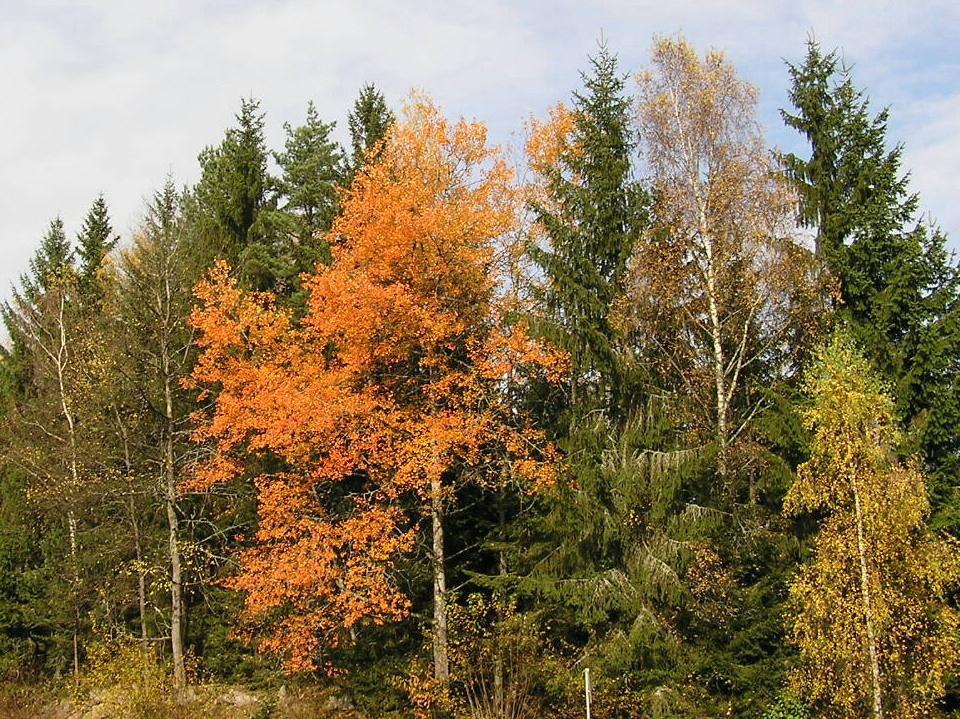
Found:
<box><xmin>43</xmin><ymin>699</ymin><xmax>73</xmax><ymax>719</ymax></box>
<box><xmin>177</xmin><ymin>685</ymin><xmax>200</xmax><ymax>704</ymax></box>
<box><xmin>218</xmin><ymin>687</ymin><xmax>260</xmax><ymax>708</ymax></box>
<box><xmin>323</xmin><ymin>693</ymin><xmax>354</xmax><ymax>712</ymax></box>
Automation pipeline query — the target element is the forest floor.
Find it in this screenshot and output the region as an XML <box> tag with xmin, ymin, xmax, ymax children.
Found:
<box><xmin>0</xmin><ymin>682</ymin><xmax>367</xmax><ymax>719</ymax></box>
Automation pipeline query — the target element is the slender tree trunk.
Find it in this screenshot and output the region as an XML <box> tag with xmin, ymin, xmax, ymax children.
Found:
<box><xmin>132</xmin><ymin>501</ymin><xmax>149</xmax><ymax>647</ymax></box>
<box><xmin>494</xmin><ymin>502</ymin><xmax>506</xmax><ymax>719</ymax></box>
<box><xmin>431</xmin><ymin>475</ymin><xmax>449</xmax><ymax>685</ymax></box>
<box><xmin>56</xmin><ymin>294</ymin><xmax>82</xmax><ymax>679</ymax></box>
<box><xmin>670</xmin><ymin>79</ymin><xmax>732</xmax><ymax>482</ymax></box>
<box><xmin>703</xmin><ymin>228</ymin><xmax>729</xmax><ymax>480</ymax></box>
<box><xmin>68</xmin><ymin>511</ymin><xmax>80</xmax><ymax>678</ymax></box>
<box><xmin>164</xmin><ymin>374</ymin><xmax>186</xmax><ymax>688</ymax></box>
<box><xmin>851</xmin><ymin>474</ymin><xmax>883</xmax><ymax>719</ymax></box>
<box><xmin>116</xmin><ymin>407</ymin><xmax>149</xmax><ymax>647</ymax></box>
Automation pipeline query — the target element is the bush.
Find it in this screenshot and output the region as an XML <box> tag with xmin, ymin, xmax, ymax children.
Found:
<box><xmin>447</xmin><ymin>594</ymin><xmax>551</xmax><ymax>719</ymax></box>
<box><xmin>763</xmin><ymin>695</ymin><xmax>810</xmax><ymax>719</ymax></box>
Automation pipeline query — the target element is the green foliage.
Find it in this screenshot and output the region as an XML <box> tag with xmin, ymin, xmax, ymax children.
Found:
<box><xmin>528</xmin><ymin>44</ymin><xmax>648</xmax><ymax>415</ymax></box>
<box><xmin>1</xmin><ymin>35</ymin><xmax>958</xmax><ymax>719</ymax></box>
<box><xmin>24</xmin><ymin>216</ymin><xmax>74</xmax><ymax>297</ymax></box>
<box><xmin>346</xmin><ymin>83</ymin><xmax>394</xmax><ymax>175</ymax></box>
<box><xmin>273</xmin><ymin>101</ymin><xmax>344</xmax><ymax>268</ymax></box>
<box><xmin>75</xmin><ymin>194</ymin><xmax>118</xmax><ymax>301</ymax></box>
<box><xmin>0</xmin><ymin>470</ymin><xmax>47</xmax><ymax>677</ymax></box>
<box><xmin>193</xmin><ymin>97</ymin><xmax>277</xmax><ymax>287</ymax></box>
<box><xmin>520</xmin><ymin>43</ymin><xmax>804</xmax><ymax>717</ymax></box>
<box><xmin>781</xmin><ymin>40</ymin><xmax>960</xmax><ymax>531</ymax></box>
<box><xmin>763</xmin><ymin>695</ymin><xmax>810</xmax><ymax>719</ymax></box>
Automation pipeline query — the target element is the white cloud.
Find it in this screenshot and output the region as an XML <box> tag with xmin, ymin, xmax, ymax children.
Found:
<box><xmin>1</xmin><ymin>0</ymin><xmax>957</xmax><ymax>305</ymax></box>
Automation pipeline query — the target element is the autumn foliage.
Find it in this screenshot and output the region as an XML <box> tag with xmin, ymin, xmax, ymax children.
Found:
<box><xmin>187</xmin><ymin>96</ymin><xmax>564</xmax><ymax>671</ymax></box>
<box><xmin>785</xmin><ymin>335</ymin><xmax>960</xmax><ymax>718</ymax></box>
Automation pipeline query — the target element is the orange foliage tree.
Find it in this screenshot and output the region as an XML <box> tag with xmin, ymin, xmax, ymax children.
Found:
<box><xmin>187</xmin><ymin>95</ymin><xmax>564</xmax><ymax>675</ymax></box>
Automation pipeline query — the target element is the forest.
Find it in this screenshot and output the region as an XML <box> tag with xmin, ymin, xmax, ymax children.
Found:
<box><xmin>1</xmin><ymin>35</ymin><xmax>959</xmax><ymax>719</ymax></box>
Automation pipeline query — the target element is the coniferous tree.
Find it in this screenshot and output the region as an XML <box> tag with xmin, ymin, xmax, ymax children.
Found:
<box><xmin>75</xmin><ymin>195</ymin><xmax>118</xmax><ymax>301</ymax></box>
<box><xmin>518</xmin><ymin>45</ymin><xmax>710</xmax><ymax>715</ymax></box>
<box><xmin>272</xmin><ymin>101</ymin><xmax>344</xmax><ymax>281</ymax></box>
<box><xmin>527</xmin><ymin>43</ymin><xmax>647</xmax><ymax>415</ymax></box>
<box><xmin>346</xmin><ymin>83</ymin><xmax>394</xmax><ymax>178</ymax></box>
<box><xmin>193</xmin><ymin>98</ymin><xmax>277</xmax><ymax>288</ymax></box>
<box><xmin>0</xmin><ymin>318</ymin><xmax>54</xmax><ymax>677</ymax></box>
<box><xmin>25</xmin><ymin>217</ymin><xmax>73</xmax><ymax>297</ymax></box>
<box><xmin>2</xmin><ymin>223</ymin><xmax>100</xmax><ymax>678</ymax></box>
<box><xmin>117</xmin><ymin>180</ymin><xmax>199</xmax><ymax>687</ymax></box>
<box><xmin>781</xmin><ymin>41</ymin><xmax>960</xmax><ymax>529</ymax></box>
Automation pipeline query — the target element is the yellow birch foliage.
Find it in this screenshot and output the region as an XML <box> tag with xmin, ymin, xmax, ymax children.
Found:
<box><xmin>785</xmin><ymin>334</ymin><xmax>960</xmax><ymax>718</ymax></box>
<box><xmin>628</xmin><ymin>36</ymin><xmax>826</xmax><ymax>472</ymax></box>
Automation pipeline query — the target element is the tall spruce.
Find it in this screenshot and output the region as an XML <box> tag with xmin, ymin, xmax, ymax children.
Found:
<box><xmin>75</xmin><ymin>195</ymin><xmax>117</xmax><ymax>301</ymax></box>
<box><xmin>781</xmin><ymin>41</ymin><xmax>960</xmax><ymax>529</ymax></box>
<box><xmin>519</xmin><ymin>46</ymin><xmax>717</xmax><ymax>715</ymax></box>
<box><xmin>346</xmin><ymin>83</ymin><xmax>394</xmax><ymax>177</ymax></box>
<box><xmin>26</xmin><ymin>217</ymin><xmax>73</xmax><ymax>297</ymax></box>
<box><xmin>528</xmin><ymin>43</ymin><xmax>647</xmax><ymax>414</ymax></box>
<box><xmin>194</xmin><ymin>97</ymin><xmax>276</xmax><ymax>287</ymax></box>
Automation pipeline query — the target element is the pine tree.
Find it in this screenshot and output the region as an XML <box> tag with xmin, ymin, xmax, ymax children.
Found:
<box><xmin>75</xmin><ymin>195</ymin><xmax>117</xmax><ymax>300</ymax></box>
<box><xmin>272</xmin><ymin>101</ymin><xmax>344</xmax><ymax>275</ymax></box>
<box><xmin>527</xmin><ymin>43</ymin><xmax>647</xmax><ymax>415</ymax></box>
<box><xmin>346</xmin><ymin>83</ymin><xmax>394</xmax><ymax>177</ymax></box>
<box><xmin>781</xmin><ymin>41</ymin><xmax>960</xmax><ymax>529</ymax></box>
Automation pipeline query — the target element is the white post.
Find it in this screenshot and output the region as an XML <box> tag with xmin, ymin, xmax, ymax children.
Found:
<box><xmin>584</xmin><ymin>667</ymin><xmax>592</xmax><ymax>719</ymax></box>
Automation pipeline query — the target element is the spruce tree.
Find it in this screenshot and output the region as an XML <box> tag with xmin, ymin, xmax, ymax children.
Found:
<box><xmin>527</xmin><ymin>43</ymin><xmax>647</xmax><ymax>415</ymax></box>
<box><xmin>194</xmin><ymin>97</ymin><xmax>277</xmax><ymax>286</ymax></box>
<box><xmin>346</xmin><ymin>83</ymin><xmax>394</xmax><ymax>177</ymax></box>
<box><xmin>75</xmin><ymin>195</ymin><xmax>117</xmax><ymax>301</ymax></box>
<box><xmin>781</xmin><ymin>41</ymin><xmax>960</xmax><ymax>529</ymax></box>
<box><xmin>26</xmin><ymin>217</ymin><xmax>74</xmax><ymax>296</ymax></box>
<box><xmin>519</xmin><ymin>45</ymin><xmax>704</xmax><ymax>714</ymax></box>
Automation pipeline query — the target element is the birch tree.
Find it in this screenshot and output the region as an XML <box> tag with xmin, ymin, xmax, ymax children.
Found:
<box><xmin>631</xmin><ymin>37</ymin><xmax>823</xmax><ymax>481</ymax></box>
<box><xmin>3</xmin><ymin>219</ymin><xmax>95</xmax><ymax>677</ymax></box>
<box><xmin>785</xmin><ymin>334</ymin><xmax>960</xmax><ymax>718</ymax></box>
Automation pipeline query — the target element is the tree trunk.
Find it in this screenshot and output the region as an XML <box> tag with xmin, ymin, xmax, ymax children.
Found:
<box><xmin>703</xmin><ymin>229</ymin><xmax>729</xmax><ymax>480</ymax></box>
<box><xmin>493</xmin><ymin>501</ymin><xmax>506</xmax><ymax>718</ymax></box>
<box><xmin>851</xmin><ymin>475</ymin><xmax>884</xmax><ymax>719</ymax></box>
<box><xmin>164</xmin><ymin>376</ymin><xmax>186</xmax><ymax>688</ymax></box>
<box><xmin>116</xmin><ymin>407</ymin><xmax>149</xmax><ymax>647</ymax></box>
<box><xmin>68</xmin><ymin>511</ymin><xmax>80</xmax><ymax>679</ymax></box>
<box><xmin>57</xmin><ymin>294</ymin><xmax>82</xmax><ymax>679</ymax></box>
<box><xmin>128</xmin><ymin>494</ymin><xmax>149</xmax><ymax>647</ymax></box>
<box><xmin>431</xmin><ymin>475</ymin><xmax>449</xmax><ymax>685</ymax></box>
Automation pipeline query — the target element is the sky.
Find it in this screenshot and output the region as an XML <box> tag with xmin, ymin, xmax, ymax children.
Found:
<box><xmin>2</xmin><ymin>0</ymin><xmax>959</xmax><ymax>304</ymax></box>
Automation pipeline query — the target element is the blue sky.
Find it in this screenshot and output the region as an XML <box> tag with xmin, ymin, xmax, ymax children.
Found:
<box><xmin>2</xmin><ymin>0</ymin><xmax>958</xmax><ymax>303</ymax></box>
